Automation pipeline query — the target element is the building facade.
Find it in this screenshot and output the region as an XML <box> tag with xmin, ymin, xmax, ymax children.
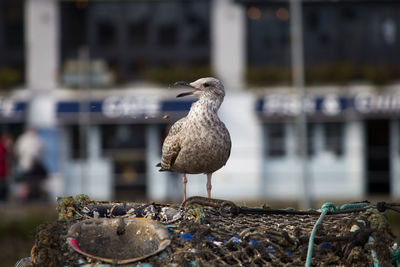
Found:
<box><xmin>1</xmin><ymin>0</ymin><xmax>400</xmax><ymax>202</ymax></box>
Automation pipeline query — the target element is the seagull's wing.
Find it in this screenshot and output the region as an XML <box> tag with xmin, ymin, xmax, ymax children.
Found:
<box><xmin>158</xmin><ymin>118</ymin><xmax>185</xmax><ymax>171</ymax></box>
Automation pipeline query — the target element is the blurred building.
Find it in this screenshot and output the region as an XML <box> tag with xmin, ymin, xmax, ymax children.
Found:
<box><xmin>0</xmin><ymin>0</ymin><xmax>400</xmax><ymax>202</ymax></box>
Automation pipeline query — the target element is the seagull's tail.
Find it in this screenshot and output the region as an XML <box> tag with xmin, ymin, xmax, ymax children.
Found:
<box><xmin>155</xmin><ymin>162</ymin><xmax>170</xmax><ymax>172</ymax></box>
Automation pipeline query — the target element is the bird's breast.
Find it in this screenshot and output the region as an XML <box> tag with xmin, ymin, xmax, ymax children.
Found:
<box><xmin>173</xmin><ymin>118</ymin><xmax>231</xmax><ymax>174</ymax></box>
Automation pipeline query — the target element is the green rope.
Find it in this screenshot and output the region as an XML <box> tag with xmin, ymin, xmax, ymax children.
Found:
<box><xmin>391</xmin><ymin>242</ymin><xmax>400</xmax><ymax>267</ymax></box>
<box><xmin>368</xmin><ymin>236</ymin><xmax>380</xmax><ymax>267</ymax></box>
<box><xmin>305</xmin><ymin>202</ymin><xmax>337</xmax><ymax>267</ymax></box>
<box><xmin>316</xmin><ymin>202</ymin><xmax>338</xmax><ymax>213</ymax></box>
<box><xmin>306</xmin><ymin>201</ymin><xmax>382</xmax><ymax>267</ymax></box>
<box><xmin>339</xmin><ymin>202</ymin><xmax>370</xmax><ymax>211</ymax></box>
<box><xmin>316</xmin><ymin>202</ymin><xmax>370</xmax><ymax>213</ymax></box>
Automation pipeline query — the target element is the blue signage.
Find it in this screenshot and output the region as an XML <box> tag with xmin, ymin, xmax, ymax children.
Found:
<box><xmin>256</xmin><ymin>92</ymin><xmax>400</xmax><ymax>117</ymax></box>
<box><xmin>0</xmin><ymin>98</ymin><xmax>26</xmax><ymax>120</ymax></box>
<box><xmin>56</xmin><ymin>97</ymin><xmax>195</xmax><ymax>120</ymax></box>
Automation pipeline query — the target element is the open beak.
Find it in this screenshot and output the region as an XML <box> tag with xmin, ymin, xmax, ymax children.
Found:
<box><xmin>175</xmin><ymin>81</ymin><xmax>201</xmax><ymax>98</ymax></box>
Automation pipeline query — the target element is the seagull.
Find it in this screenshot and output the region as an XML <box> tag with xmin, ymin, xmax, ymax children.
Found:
<box><xmin>157</xmin><ymin>77</ymin><xmax>231</xmax><ymax>203</ymax></box>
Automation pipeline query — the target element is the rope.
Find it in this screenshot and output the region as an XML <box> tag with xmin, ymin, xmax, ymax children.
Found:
<box><xmin>183</xmin><ymin>197</ymin><xmax>377</xmax><ymax>216</ymax></box>
<box><xmin>391</xmin><ymin>242</ymin><xmax>400</xmax><ymax>267</ymax></box>
<box><xmin>182</xmin><ymin>197</ymin><xmax>400</xmax><ymax>267</ymax></box>
<box><xmin>305</xmin><ymin>203</ymin><xmax>337</xmax><ymax>267</ymax></box>
<box><xmin>368</xmin><ymin>236</ymin><xmax>380</xmax><ymax>267</ymax></box>
<box><xmin>339</xmin><ymin>202</ymin><xmax>370</xmax><ymax>211</ymax></box>
<box><xmin>376</xmin><ymin>201</ymin><xmax>400</xmax><ymax>213</ymax></box>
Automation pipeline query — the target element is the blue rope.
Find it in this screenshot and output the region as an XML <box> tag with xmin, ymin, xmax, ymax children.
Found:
<box><xmin>305</xmin><ymin>203</ymin><xmax>337</xmax><ymax>267</ymax></box>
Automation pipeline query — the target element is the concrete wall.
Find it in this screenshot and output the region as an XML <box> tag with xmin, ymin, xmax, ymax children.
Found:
<box><xmin>212</xmin><ymin>0</ymin><xmax>245</xmax><ymax>90</ymax></box>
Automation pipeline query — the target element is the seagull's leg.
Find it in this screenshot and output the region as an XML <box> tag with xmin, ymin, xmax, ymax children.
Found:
<box><xmin>182</xmin><ymin>173</ymin><xmax>188</xmax><ymax>202</ymax></box>
<box><xmin>206</xmin><ymin>173</ymin><xmax>212</xmax><ymax>198</ymax></box>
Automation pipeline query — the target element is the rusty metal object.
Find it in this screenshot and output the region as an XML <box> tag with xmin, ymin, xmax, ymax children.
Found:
<box><xmin>67</xmin><ymin>217</ymin><xmax>171</xmax><ymax>265</ymax></box>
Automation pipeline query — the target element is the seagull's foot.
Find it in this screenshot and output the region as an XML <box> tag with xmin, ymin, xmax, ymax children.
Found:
<box><xmin>180</xmin><ymin>196</ymin><xmax>188</xmax><ymax>208</ymax></box>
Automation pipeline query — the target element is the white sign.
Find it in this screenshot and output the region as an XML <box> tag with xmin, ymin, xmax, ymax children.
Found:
<box><xmin>102</xmin><ymin>96</ymin><xmax>160</xmax><ymax>118</ymax></box>
<box><xmin>0</xmin><ymin>98</ymin><xmax>16</xmax><ymax>117</ymax></box>
<box><xmin>321</xmin><ymin>94</ymin><xmax>341</xmax><ymax>116</ymax></box>
<box><xmin>261</xmin><ymin>92</ymin><xmax>400</xmax><ymax>117</ymax></box>
<box><xmin>262</xmin><ymin>94</ymin><xmax>316</xmax><ymax>116</ymax></box>
<box><xmin>354</xmin><ymin>92</ymin><xmax>400</xmax><ymax>114</ymax></box>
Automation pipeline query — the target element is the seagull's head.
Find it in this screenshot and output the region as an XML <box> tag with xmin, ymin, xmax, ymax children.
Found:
<box><xmin>175</xmin><ymin>77</ymin><xmax>225</xmax><ymax>100</ymax></box>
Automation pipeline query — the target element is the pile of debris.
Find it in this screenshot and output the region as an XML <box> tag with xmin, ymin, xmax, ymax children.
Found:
<box><xmin>21</xmin><ymin>195</ymin><xmax>399</xmax><ymax>266</ymax></box>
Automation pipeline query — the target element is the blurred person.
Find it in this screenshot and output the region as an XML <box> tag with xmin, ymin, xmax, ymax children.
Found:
<box><xmin>14</xmin><ymin>128</ymin><xmax>47</xmax><ymax>201</ymax></box>
<box><xmin>0</xmin><ymin>132</ymin><xmax>12</xmax><ymax>202</ymax></box>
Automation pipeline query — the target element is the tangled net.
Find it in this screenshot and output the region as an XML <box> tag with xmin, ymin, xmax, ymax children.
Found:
<box><xmin>27</xmin><ymin>195</ymin><xmax>397</xmax><ymax>266</ymax></box>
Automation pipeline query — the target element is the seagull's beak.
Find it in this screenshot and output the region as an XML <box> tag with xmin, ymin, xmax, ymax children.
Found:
<box><xmin>175</xmin><ymin>81</ymin><xmax>201</xmax><ymax>98</ymax></box>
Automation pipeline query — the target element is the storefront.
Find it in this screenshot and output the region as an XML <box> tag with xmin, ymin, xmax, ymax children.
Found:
<box><xmin>256</xmin><ymin>89</ymin><xmax>400</xmax><ymax>200</ymax></box>
<box><xmin>0</xmin><ymin>97</ymin><xmax>26</xmax><ymax>135</ymax></box>
<box><xmin>55</xmin><ymin>93</ymin><xmax>194</xmax><ymax>201</ymax></box>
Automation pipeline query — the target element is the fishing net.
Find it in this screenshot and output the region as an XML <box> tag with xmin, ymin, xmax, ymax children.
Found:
<box><xmin>26</xmin><ymin>195</ymin><xmax>397</xmax><ymax>266</ymax></box>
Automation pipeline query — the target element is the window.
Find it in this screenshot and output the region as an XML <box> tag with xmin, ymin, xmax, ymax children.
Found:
<box><xmin>266</xmin><ymin>123</ymin><xmax>285</xmax><ymax>157</ymax></box>
<box><xmin>185</xmin><ymin>3</ymin><xmax>210</xmax><ymax>47</ymax></box>
<box><xmin>3</xmin><ymin>2</ymin><xmax>24</xmax><ymax>49</ymax></box>
<box><xmin>60</xmin><ymin>2</ymin><xmax>87</xmax><ymax>53</ymax></box>
<box><xmin>114</xmin><ymin>159</ymin><xmax>146</xmax><ymax>187</ymax></box>
<box><xmin>292</xmin><ymin>123</ymin><xmax>315</xmax><ymax>157</ymax></box>
<box><xmin>323</xmin><ymin>122</ymin><xmax>343</xmax><ymax>156</ymax></box>
<box><xmin>308</xmin><ymin>11</ymin><xmax>319</xmax><ymax>31</ymax></box>
<box><xmin>70</xmin><ymin>125</ymin><xmax>87</xmax><ymax>159</ymax></box>
<box><xmin>246</xmin><ymin>4</ymin><xmax>292</xmax><ymax>86</ymax></box>
<box><xmin>96</xmin><ymin>20</ymin><xmax>116</xmax><ymax>47</ymax></box>
<box><xmin>247</xmin><ymin>4</ymin><xmax>291</xmax><ymax>67</ymax></box>
<box><xmin>307</xmin><ymin>124</ymin><xmax>315</xmax><ymax>156</ymax></box>
<box><xmin>101</xmin><ymin>124</ymin><xmax>146</xmax><ymax>153</ymax></box>
<box><xmin>158</xmin><ymin>24</ymin><xmax>177</xmax><ymax>47</ymax></box>
<box><xmin>128</xmin><ymin>20</ymin><xmax>148</xmax><ymax>46</ymax></box>
<box><xmin>341</xmin><ymin>8</ymin><xmax>356</xmax><ymax>21</ymax></box>
<box><xmin>99</xmin><ymin>124</ymin><xmax>148</xmax><ymax>201</ymax></box>
<box><xmin>397</xmin><ymin>121</ymin><xmax>400</xmax><ymax>155</ymax></box>
<box><xmin>61</xmin><ymin>1</ymin><xmax>211</xmax><ymax>85</ymax></box>
<box><xmin>0</xmin><ymin>1</ymin><xmax>25</xmax><ymax>88</ymax></box>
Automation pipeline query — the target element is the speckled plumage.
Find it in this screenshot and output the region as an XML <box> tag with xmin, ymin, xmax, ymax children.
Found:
<box><xmin>158</xmin><ymin>77</ymin><xmax>231</xmax><ymax>202</ymax></box>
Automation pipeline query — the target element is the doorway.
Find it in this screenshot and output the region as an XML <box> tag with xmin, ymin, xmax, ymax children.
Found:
<box><xmin>366</xmin><ymin>120</ymin><xmax>390</xmax><ymax>195</ymax></box>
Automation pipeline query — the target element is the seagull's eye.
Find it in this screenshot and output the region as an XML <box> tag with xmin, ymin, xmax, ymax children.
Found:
<box><xmin>203</xmin><ymin>82</ymin><xmax>210</xmax><ymax>88</ymax></box>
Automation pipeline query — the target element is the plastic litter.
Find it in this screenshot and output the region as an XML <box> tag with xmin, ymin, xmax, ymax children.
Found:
<box><xmin>319</xmin><ymin>242</ymin><xmax>332</xmax><ymax>250</ymax></box>
<box><xmin>180</xmin><ymin>233</ymin><xmax>193</xmax><ymax>241</ymax></box>
<box><xmin>229</xmin><ymin>236</ymin><xmax>241</xmax><ymax>243</ymax></box>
